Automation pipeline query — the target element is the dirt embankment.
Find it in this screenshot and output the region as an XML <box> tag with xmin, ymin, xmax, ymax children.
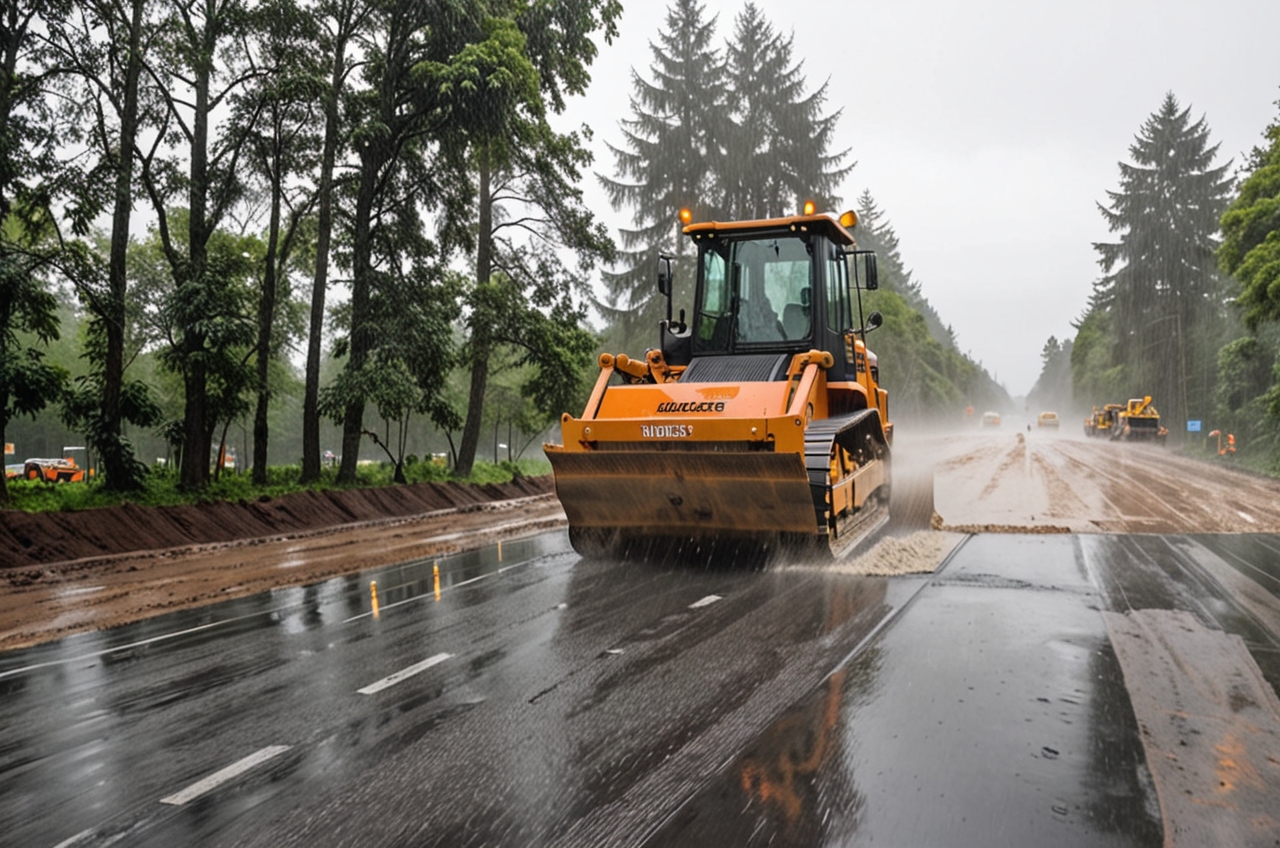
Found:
<box><xmin>0</xmin><ymin>475</ymin><xmax>555</xmax><ymax>568</ymax></box>
<box><xmin>0</xmin><ymin>476</ymin><xmax>568</xmax><ymax>651</ymax></box>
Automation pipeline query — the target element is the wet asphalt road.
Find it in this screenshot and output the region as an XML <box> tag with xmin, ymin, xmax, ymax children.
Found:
<box><xmin>2</xmin><ymin>531</ymin><xmax>1279</xmax><ymax>847</ymax></box>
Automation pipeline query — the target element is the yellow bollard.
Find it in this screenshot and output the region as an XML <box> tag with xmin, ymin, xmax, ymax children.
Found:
<box><xmin>370</xmin><ymin>581</ymin><xmax>380</xmax><ymax>619</ymax></box>
<box><xmin>433</xmin><ymin>562</ymin><xmax>441</xmax><ymax>602</ymax></box>
<box><xmin>498</xmin><ymin>541</ymin><xmax>502</xmax><ymax>562</ymax></box>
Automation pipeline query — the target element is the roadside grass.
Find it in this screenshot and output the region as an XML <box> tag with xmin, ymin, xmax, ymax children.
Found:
<box><xmin>2</xmin><ymin>457</ymin><xmax>552</xmax><ymax>513</ymax></box>
<box><xmin>1184</xmin><ymin>447</ymin><xmax>1277</xmax><ymax>477</ymax></box>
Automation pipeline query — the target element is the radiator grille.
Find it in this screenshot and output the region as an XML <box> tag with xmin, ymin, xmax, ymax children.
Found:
<box><xmin>679</xmin><ymin>354</ymin><xmax>787</xmax><ymax>383</ymax></box>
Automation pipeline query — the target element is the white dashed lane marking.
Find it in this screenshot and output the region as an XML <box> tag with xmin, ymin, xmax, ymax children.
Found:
<box><xmin>689</xmin><ymin>595</ymin><xmax>722</xmax><ymax>609</ymax></box>
<box><xmin>160</xmin><ymin>745</ymin><xmax>292</xmax><ymax>806</ymax></box>
<box><xmin>357</xmin><ymin>652</ymin><xmax>453</xmax><ymax>695</ymax></box>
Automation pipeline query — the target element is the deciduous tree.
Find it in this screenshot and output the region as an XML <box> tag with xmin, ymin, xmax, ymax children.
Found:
<box><xmin>1220</xmin><ymin>95</ymin><xmax>1280</xmax><ymax>330</ymax></box>
<box><xmin>44</xmin><ymin>0</ymin><xmax>166</xmax><ymax>490</ymax></box>
<box><xmin>239</xmin><ymin>0</ymin><xmax>319</xmax><ymax>484</ymax></box>
<box><xmin>140</xmin><ymin>0</ymin><xmax>263</xmax><ymax>490</ymax></box>
<box><xmin>300</xmin><ymin>0</ymin><xmax>369</xmax><ymax>484</ymax></box>
<box><xmin>447</xmin><ymin>6</ymin><xmax>617</xmax><ymax>477</ymax></box>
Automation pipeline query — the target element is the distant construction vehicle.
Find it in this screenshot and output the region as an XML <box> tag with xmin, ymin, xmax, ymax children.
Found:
<box><xmin>545</xmin><ymin>203</ymin><xmax>890</xmax><ymax>561</ymax></box>
<box><xmin>1084</xmin><ymin>403</ymin><xmax>1123</xmax><ymax>438</ymax></box>
<box><xmin>21</xmin><ymin>456</ymin><xmax>86</xmax><ymax>483</ymax></box>
<box><xmin>1113</xmin><ymin>396</ymin><xmax>1168</xmax><ymax>444</ymax></box>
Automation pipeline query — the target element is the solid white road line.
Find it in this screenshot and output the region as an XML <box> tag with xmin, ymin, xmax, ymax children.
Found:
<box><xmin>159</xmin><ymin>745</ymin><xmax>292</xmax><ymax>806</ymax></box>
<box><xmin>689</xmin><ymin>595</ymin><xmax>722</xmax><ymax>609</ymax></box>
<box><xmin>357</xmin><ymin>652</ymin><xmax>453</xmax><ymax>695</ymax></box>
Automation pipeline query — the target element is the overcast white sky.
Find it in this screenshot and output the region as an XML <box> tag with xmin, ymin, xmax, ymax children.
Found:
<box><xmin>556</xmin><ymin>0</ymin><xmax>1280</xmax><ymax>397</ymax></box>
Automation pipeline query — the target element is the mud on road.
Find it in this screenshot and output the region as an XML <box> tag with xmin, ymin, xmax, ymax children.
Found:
<box><xmin>3</xmin><ymin>428</ymin><xmax>1279</xmax><ymax>651</ymax></box>
<box><xmin>920</xmin><ymin>429</ymin><xmax>1280</xmax><ymax>535</ymax></box>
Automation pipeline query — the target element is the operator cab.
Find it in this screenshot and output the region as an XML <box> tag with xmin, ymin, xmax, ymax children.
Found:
<box><xmin>657</xmin><ymin>209</ymin><xmax>880</xmax><ymax>385</ymax></box>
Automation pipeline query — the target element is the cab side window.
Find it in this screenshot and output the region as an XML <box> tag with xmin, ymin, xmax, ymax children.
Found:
<box><xmin>695</xmin><ymin>248</ymin><xmax>730</xmax><ymax>352</ymax></box>
<box><xmin>827</xmin><ymin>249</ymin><xmax>849</xmax><ymax>333</ymax></box>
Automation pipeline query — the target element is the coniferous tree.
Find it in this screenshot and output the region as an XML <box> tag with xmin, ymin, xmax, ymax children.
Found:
<box><xmin>721</xmin><ymin>3</ymin><xmax>848</xmax><ymax>219</ymax></box>
<box><xmin>600</xmin><ymin>1</ymin><xmax>854</xmax><ymax>356</ymax></box>
<box><xmin>1027</xmin><ymin>336</ymin><xmax>1073</xmax><ymax>411</ymax></box>
<box><xmin>598</xmin><ymin>0</ymin><xmax>724</xmax><ymax>351</ymax></box>
<box><xmin>854</xmin><ymin>190</ymin><xmax>954</xmax><ymax>350</ymax></box>
<box><xmin>1092</xmin><ymin>92</ymin><xmax>1233</xmax><ymax>428</ymax></box>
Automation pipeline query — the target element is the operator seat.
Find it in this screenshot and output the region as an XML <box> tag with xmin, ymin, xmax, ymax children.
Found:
<box><xmin>781</xmin><ymin>286</ymin><xmax>811</xmax><ymax>339</ymax></box>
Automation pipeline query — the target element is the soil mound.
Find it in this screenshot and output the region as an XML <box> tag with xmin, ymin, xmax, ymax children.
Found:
<box><xmin>0</xmin><ymin>475</ymin><xmax>555</xmax><ymax>568</ymax></box>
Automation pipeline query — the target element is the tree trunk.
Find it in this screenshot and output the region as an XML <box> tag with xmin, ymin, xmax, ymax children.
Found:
<box><xmin>178</xmin><ymin>19</ymin><xmax>215</xmax><ymax>491</ymax></box>
<box><xmin>336</xmin><ymin>147</ymin><xmax>381</xmax><ymax>483</ymax></box>
<box><xmin>301</xmin><ymin>27</ymin><xmax>349</xmax><ymax>484</ymax></box>
<box><xmin>454</xmin><ymin>147</ymin><xmax>494</xmax><ymax>478</ymax></box>
<box><xmin>100</xmin><ymin>0</ymin><xmax>146</xmax><ymax>492</ymax></box>
<box><xmin>179</xmin><ymin>355</ymin><xmax>209</xmax><ymax>487</ymax></box>
<box><xmin>252</xmin><ymin>154</ymin><xmax>283</xmax><ymax>485</ymax></box>
<box><xmin>0</xmin><ymin>395</ymin><xmax>9</xmax><ymax>507</ymax></box>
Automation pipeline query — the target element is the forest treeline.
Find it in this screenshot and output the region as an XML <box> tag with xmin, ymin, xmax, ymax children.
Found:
<box><xmin>1026</xmin><ymin>91</ymin><xmax>1280</xmax><ymax>470</ymax></box>
<box><xmin>1</xmin><ymin>0</ymin><xmax>624</xmax><ymax>504</ymax></box>
<box><xmin>1</xmin><ymin>0</ymin><xmax>1003</xmax><ymax>506</ymax></box>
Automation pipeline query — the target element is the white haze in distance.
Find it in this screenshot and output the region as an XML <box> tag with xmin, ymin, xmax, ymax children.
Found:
<box><xmin>556</xmin><ymin>0</ymin><xmax>1280</xmax><ymax>398</ymax></box>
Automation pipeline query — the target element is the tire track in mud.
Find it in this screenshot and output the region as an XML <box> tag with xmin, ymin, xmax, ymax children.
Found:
<box><xmin>1054</xmin><ymin>443</ymin><xmax>1201</xmax><ymax>530</ymax></box>
<box><xmin>913</xmin><ymin>430</ymin><xmax>1280</xmax><ymax>535</ymax></box>
<box><xmin>1028</xmin><ymin>450</ymin><xmax>1091</xmax><ymax>520</ymax></box>
<box><xmin>1055</xmin><ymin>441</ymin><xmax>1280</xmax><ymax>533</ymax></box>
<box><xmin>977</xmin><ymin>436</ymin><xmax>1028</xmax><ymax>500</ymax></box>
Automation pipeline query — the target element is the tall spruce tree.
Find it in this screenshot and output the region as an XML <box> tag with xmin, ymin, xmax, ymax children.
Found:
<box><xmin>1092</xmin><ymin>92</ymin><xmax>1233</xmax><ymax>428</ymax></box>
<box><xmin>600</xmin><ymin>1</ymin><xmax>854</xmax><ymax>355</ymax></box>
<box><xmin>1027</xmin><ymin>336</ymin><xmax>1073</xmax><ymax>411</ymax></box>
<box><xmin>598</xmin><ymin>0</ymin><xmax>724</xmax><ymax>352</ymax></box>
<box><xmin>721</xmin><ymin>3</ymin><xmax>848</xmax><ymax>219</ymax></box>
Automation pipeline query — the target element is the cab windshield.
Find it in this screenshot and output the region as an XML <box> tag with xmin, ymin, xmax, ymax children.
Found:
<box><xmin>694</xmin><ymin>235</ymin><xmax>813</xmax><ymax>353</ymax></box>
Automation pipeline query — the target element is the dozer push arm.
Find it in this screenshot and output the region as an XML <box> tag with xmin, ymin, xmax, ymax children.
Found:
<box><xmin>783</xmin><ymin>350</ymin><xmax>835</xmax><ymax>418</ymax></box>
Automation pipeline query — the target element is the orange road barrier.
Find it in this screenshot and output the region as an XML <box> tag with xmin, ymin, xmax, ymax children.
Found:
<box><xmin>371</xmin><ymin>581</ymin><xmax>380</xmax><ymax>619</ymax></box>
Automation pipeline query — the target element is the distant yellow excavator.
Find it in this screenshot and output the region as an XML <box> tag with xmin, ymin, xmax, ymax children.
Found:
<box><xmin>1113</xmin><ymin>396</ymin><xmax>1168</xmax><ymax>444</ymax></box>
<box><xmin>544</xmin><ymin>204</ymin><xmax>891</xmax><ymax>560</ymax></box>
<box><xmin>1086</xmin><ymin>397</ymin><xmax>1167</xmax><ymax>443</ymax></box>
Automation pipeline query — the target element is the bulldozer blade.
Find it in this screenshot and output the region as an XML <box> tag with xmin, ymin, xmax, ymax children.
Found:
<box><xmin>547</xmin><ymin>450</ymin><xmax>818</xmax><ymax>551</ymax></box>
